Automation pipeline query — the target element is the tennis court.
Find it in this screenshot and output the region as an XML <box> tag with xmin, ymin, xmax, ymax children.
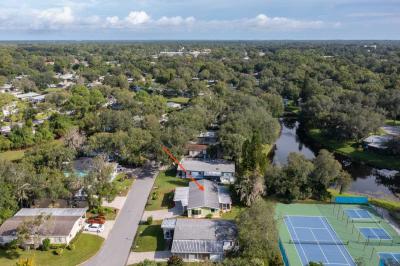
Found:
<box><xmin>284</xmin><ymin>216</ymin><xmax>355</xmax><ymax>266</ymax></box>
<box><xmin>359</xmin><ymin>227</ymin><xmax>392</xmax><ymax>240</ymax></box>
<box><xmin>379</xmin><ymin>252</ymin><xmax>400</xmax><ymax>265</ymax></box>
<box><xmin>345</xmin><ymin>209</ymin><xmax>372</xmax><ymax>220</ymax></box>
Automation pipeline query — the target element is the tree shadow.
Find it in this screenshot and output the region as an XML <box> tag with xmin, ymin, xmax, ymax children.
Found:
<box><xmin>161</xmin><ymin>191</ymin><xmax>174</xmax><ymax>208</ymax></box>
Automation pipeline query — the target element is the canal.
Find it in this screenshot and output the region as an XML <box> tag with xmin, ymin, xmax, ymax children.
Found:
<box><xmin>271</xmin><ymin>118</ymin><xmax>399</xmax><ymax>200</ymax></box>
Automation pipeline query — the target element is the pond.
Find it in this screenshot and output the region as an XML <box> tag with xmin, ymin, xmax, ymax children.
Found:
<box><xmin>271</xmin><ymin>118</ymin><xmax>399</xmax><ymax>201</ymax></box>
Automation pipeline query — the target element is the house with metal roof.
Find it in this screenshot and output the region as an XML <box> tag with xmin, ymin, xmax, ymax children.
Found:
<box><xmin>173</xmin><ymin>180</ymin><xmax>232</xmax><ymax>218</ymax></box>
<box><xmin>0</xmin><ymin>208</ymin><xmax>87</xmax><ymax>246</ymax></box>
<box><xmin>161</xmin><ymin>218</ymin><xmax>237</xmax><ymax>262</ymax></box>
<box><xmin>177</xmin><ymin>158</ymin><xmax>235</xmax><ymax>184</ymax></box>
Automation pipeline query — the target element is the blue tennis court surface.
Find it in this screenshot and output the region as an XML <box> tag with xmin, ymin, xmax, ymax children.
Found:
<box><xmin>379</xmin><ymin>253</ymin><xmax>400</xmax><ymax>265</ymax></box>
<box><xmin>345</xmin><ymin>209</ymin><xmax>372</xmax><ymax>219</ymax></box>
<box><xmin>359</xmin><ymin>227</ymin><xmax>391</xmax><ymax>240</ymax></box>
<box><xmin>285</xmin><ymin>216</ymin><xmax>355</xmax><ymax>266</ymax></box>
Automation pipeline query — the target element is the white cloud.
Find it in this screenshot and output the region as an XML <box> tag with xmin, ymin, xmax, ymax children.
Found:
<box><xmin>125</xmin><ymin>11</ymin><xmax>150</xmax><ymax>25</ymax></box>
<box><xmin>0</xmin><ymin>8</ymin><xmax>335</xmax><ymax>33</ymax></box>
<box><xmin>35</xmin><ymin>6</ymin><xmax>75</xmax><ymax>26</ymax></box>
<box><xmin>156</xmin><ymin>16</ymin><xmax>195</xmax><ymax>26</ymax></box>
<box><xmin>249</xmin><ymin>14</ymin><xmax>324</xmax><ymax>30</ymax></box>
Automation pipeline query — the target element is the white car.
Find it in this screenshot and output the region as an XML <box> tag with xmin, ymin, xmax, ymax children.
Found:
<box><xmin>84</xmin><ymin>223</ymin><xmax>104</xmax><ymax>233</ymax></box>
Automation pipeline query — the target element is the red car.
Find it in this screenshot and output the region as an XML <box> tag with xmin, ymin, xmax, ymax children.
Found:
<box><xmin>86</xmin><ymin>216</ymin><xmax>106</xmax><ymax>225</ymax></box>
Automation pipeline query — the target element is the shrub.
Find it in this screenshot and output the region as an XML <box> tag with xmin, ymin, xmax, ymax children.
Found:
<box><xmin>167</xmin><ymin>255</ymin><xmax>184</xmax><ymax>266</ymax></box>
<box><xmin>67</xmin><ymin>243</ymin><xmax>75</xmax><ymax>250</ymax></box>
<box><xmin>50</xmin><ymin>244</ymin><xmax>67</xmax><ymax>249</ymax></box>
<box><xmin>54</xmin><ymin>248</ymin><xmax>64</xmax><ymax>256</ymax></box>
<box><xmin>147</xmin><ymin>216</ymin><xmax>153</xmax><ymax>225</ymax></box>
<box><xmin>205</xmin><ymin>213</ymin><xmax>213</xmax><ymax>219</ymax></box>
<box><xmin>152</xmin><ymin>191</ymin><xmax>159</xmax><ymax>200</ymax></box>
<box><xmin>15</xmin><ymin>258</ymin><xmax>35</xmax><ymax>266</ymax></box>
<box><xmin>41</xmin><ymin>238</ymin><xmax>51</xmax><ymax>251</ymax></box>
<box><xmin>138</xmin><ymin>259</ymin><xmax>158</xmax><ymax>266</ymax></box>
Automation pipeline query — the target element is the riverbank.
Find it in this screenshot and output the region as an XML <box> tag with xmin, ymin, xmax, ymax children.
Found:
<box><xmin>306</xmin><ymin>128</ymin><xmax>400</xmax><ymax>170</ymax></box>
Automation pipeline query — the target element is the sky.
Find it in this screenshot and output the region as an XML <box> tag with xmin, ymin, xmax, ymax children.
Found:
<box><xmin>0</xmin><ymin>0</ymin><xmax>399</xmax><ymax>40</ymax></box>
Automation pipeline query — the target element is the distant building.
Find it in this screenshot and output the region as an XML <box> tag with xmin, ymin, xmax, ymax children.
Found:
<box><xmin>173</xmin><ymin>179</ymin><xmax>232</xmax><ymax>218</ymax></box>
<box><xmin>0</xmin><ymin>208</ymin><xmax>87</xmax><ymax>246</ymax></box>
<box><xmin>15</xmin><ymin>92</ymin><xmax>45</xmax><ymax>103</ymax></box>
<box><xmin>197</xmin><ymin>131</ymin><xmax>218</xmax><ymax>145</ymax></box>
<box><xmin>161</xmin><ymin>218</ymin><xmax>237</xmax><ymax>261</ymax></box>
<box><xmin>177</xmin><ymin>158</ymin><xmax>235</xmax><ymax>184</ymax></box>
<box><xmin>167</xmin><ymin>102</ymin><xmax>182</xmax><ymax>109</ymax></box>
<box><xmin>363</xmin><ymin>135</ymin><xmax>393</xmax><ymax>150</ymax></box>
<box><xmin>186</xmin><ymin>143</ymin><xmax>208</xmax><ymax>158</ymax></box>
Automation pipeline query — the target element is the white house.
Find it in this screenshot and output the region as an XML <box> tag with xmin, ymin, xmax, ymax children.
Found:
<box><xmin>0</xmin><ymin>208</ymin><xmax>87</xmax><ymax>246</ymax></box>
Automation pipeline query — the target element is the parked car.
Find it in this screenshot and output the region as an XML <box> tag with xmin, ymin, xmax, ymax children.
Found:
<box><xmin>84</xmin><ymin>223</ymin><xmax>104</xmax><ymax>233</ymax></box>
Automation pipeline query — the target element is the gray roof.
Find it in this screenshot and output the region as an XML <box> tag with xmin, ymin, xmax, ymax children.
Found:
<box><xmin>171</xmin><ymin>219</ymin><xmax>237</xmax><ymax>254</ymax></box>
<box><xmin>15</xmin><ymin>208</ymin><xmax>87</xmax><ymax>217</ymax></box>
<box><xmin>174</xmin><ymin>181</ymin><xmax>232</xmax><ymax>209</ymax></box>
<box><xmin>173</xmin><ymin>187</ymin><xmax>189</xmax><ymax>207</ymax></box>
<box><xmin>161</xmin><ymin>218</ymin><xmax>177</xmax><ymax>229</ymax></box>
<box><xmin>218</xmin><ymin>186</ymin><xmax>232</xmax><ymax>205</ymax></box>
<box><xmin>0</xmin><ymin>216</ymin><xmax>82</xmax><ymax>237</ymax></box>
<box><xmin>178</xmin><ymin>158</ymin><xmax>235</xmax><ymax>173</ymax></box>
<box><xmin>188</xmin><ymin>180</ymin><xmax>219</xmax><ymax>210</ymax></box>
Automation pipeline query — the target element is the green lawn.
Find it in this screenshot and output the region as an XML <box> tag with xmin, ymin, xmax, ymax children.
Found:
<box><xmin>132</xmin><ymin>221</ymin><xmax>166</xmax><ymax>252</ymax></box>
<box><xmin>0</xmin><ymin>233</ymin><xmax>103</xmax><ymax>266</ymax></box>
<box><xmin>0</xmin><ymin>149</ymin><xmax>25</xmax><ymax>161</ymax></box>
<box><xmin>145</xmin><ymin>169</ymin><xmax>189</xmax><ymax>211</ymax></box>
<box><xmin>385</xmin><ymin>119</ymin><xmax>400</xmax><ymax>126</ymax></box>
<box><xmin>113</xmin><ymin>173</ymin><xmax>134</xmax><ymax>196</ymax></box>
<box><xmin>308</xmin><ymin>128</ymin><xmax>400</xmax><ymax>170</ymax></box>
<box><xmin>220</xmin><ymin>205</ymin><xmax>245</xmax><ymax>220</ymax></box>
<box><xmin>167</xmin><ymin>97</ymin><xmax>190</xmax><ymax>104</ymax></box>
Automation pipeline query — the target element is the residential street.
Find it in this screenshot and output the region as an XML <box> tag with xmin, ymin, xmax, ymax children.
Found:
<box><xmin>83</xmin><ymin>165</ymin><xmax>158</xmax><ymax>266</ymax></box>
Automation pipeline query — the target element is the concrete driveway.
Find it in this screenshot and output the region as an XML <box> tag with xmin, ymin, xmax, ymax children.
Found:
<box><xmin>84</xmin><ymin>220</ymin><xmax>115</xmax><ymax>239</ymax></box>
<box><xmin>141</xmin><ymin>207</ymin><xmax>183</xmax><ymax>222</ymax></box>
<box><xmin>127</xmin><ymin>251</ymin><xmax>171</xmax><ymax>264</ymax></box>
<box><xmin>82</xmin><ymin>165</ymin><xmax>158</xmax><ymax>266</ymax></box>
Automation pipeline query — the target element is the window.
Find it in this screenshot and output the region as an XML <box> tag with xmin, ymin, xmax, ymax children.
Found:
<box><xmin>192</xmin><ymin>209</ymin><xmax>201</xmax><ymax>215</ymax></box>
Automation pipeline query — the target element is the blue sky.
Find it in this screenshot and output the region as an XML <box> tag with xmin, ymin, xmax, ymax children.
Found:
<box><xmin>0</xmin><ymin>0</ymin><xmax>399</xmax><ymax>40</ymax></box>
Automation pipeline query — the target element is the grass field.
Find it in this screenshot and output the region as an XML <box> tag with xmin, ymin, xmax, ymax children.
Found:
<box><xmin>145</xmin><ymin>169</ymin><xmax>189</xmax><ymax>211</ymax></box>
<box><xmin>132</xmin><ymin>220</ymin><xmax>166</xmax><ymax>252</ymax></box>
<box><xmin>167</xmin><ymin>97</ymin><xmax>190</xmax><ymax>104</ymax></box>
<box><xmin>276</xmin><ymin>203</ymin><xmax>400</xmax><ymax>266</ymax></box>
<box><xmin>0</xmin><ymin>233</ymin><xmax>103</xmax><ymax>266</ymax></box>
<box><xmin>308</xmin><ymin>128</ymin><xmax>400</xmax><ymax>170</ymax></box>
<box><xmin>0</xmin><ymin>149</ymin><xmax>25</xmax><ymax>161</ymax></box>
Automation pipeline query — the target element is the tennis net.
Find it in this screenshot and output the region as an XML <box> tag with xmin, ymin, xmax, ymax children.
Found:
<box><xmin>289</xmin><ymin>239</ymin><xmax>349</xmax><ymax>245</ymax></box>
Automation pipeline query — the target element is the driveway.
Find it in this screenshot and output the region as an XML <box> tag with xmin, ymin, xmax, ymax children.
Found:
<box><xmin>84</xmin><ymin>220</ymin><xmax>115</xmax><ymax>239</ymax></box>
<box><xmin>141</xmin><ymin>207</ymin><xmax>183</xmax><ymax>222</ymax></box>
<box><xmin>82</xmin><ymin>165</ymin><xmax>158</xmax><ymax>266</ymax></box>
<box><xmin>127</xmin><ymin>251</ymin><xmax>171</xmax><ymax>264</ymax></box>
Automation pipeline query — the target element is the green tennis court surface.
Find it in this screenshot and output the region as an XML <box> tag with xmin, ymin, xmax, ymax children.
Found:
<box><xmin>276</xmin><ymin>204</ymin><xmax>400</xmax><ymax>266</ymax></box>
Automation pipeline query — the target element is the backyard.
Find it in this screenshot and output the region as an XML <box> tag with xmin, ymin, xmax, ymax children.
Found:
<box><xmin>145</xmin><ymin>168</ymin><xmax>189</xmax><ymax>211</ymax></box>
<box><xmin>308</xmin><ymin>128</ymin><xmax>400</xmax><ymax>170</ymax></box>
<box><xmin>132</xmin><ymin>220</ymin><xmax>166</xmax><ymax>252</ymax></box>
<box><xmin>0</xmin><ymin>233</ymin><xmax>103</xmax><ymax>266</ymax></box>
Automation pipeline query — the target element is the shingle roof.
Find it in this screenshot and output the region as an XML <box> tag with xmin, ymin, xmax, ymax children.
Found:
<box><xmin>15</xmin><ymin>208</ymin><xmax>87</xmax><ymax>217</ymax></box>
<box><xmin>178</xmin><ymin>158</ymin><xmax>235</xmax><ymax>173</ymax></box>
<box><xmin>0</xmin><ymin>216</ymin><xmax>81</xmax><ymax>237</ymax></box>
<box><xmin>188</xmin><ymin>180</ymin><xmax>219</xmax><ymax>210</ymax></box>
<box><xmin>170</xmin><ymin>219</ymin><xmax>237</xmax><ymax>254</ymax></box>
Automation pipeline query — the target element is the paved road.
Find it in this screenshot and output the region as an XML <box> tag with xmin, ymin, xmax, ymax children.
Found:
<box><xmin>83</xmin><ymin>166</ymin><xmax>158</xmax><ymax>266</ymax></box>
